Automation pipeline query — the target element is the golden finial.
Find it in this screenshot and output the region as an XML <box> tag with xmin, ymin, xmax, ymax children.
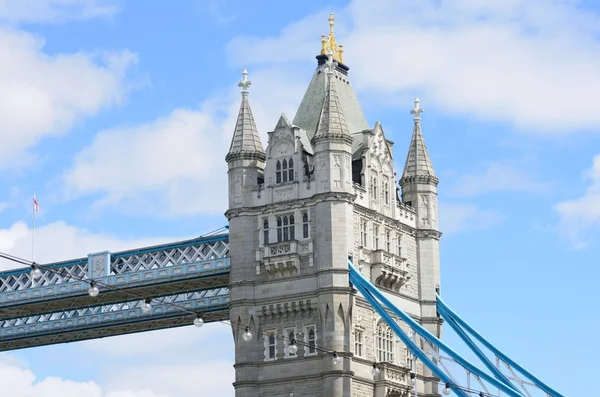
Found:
<box><xmin>320</xmin><ymin>12</ymin><xmax>343</xmax><ymax>63</ymax></box>
<box><xmin>338</xmin><ymin>44</ymin><xmax>344</xmax><ymax>63</ymax></box>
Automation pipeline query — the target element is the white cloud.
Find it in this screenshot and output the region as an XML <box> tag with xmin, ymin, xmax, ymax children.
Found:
<box><xmin>0</xmin><ymin>220</ymin><xmax>176</xmax><ymax>270</ymax></box>
<box><xmin>0</xmin><ymin>27</ymin><xmax>136</xmax><ymax>170</ymax></box>
<box><xmin>449</xmin><ymin>162</ymin><xmax>552</xmax><ymax>197</ymax></box>
<box><xmin>229</xmin><ymin>0</ymin><xmax>600</xmax><ymax>133</ymax></box>
<box><xmin>554</xmin><ymin>155</ymin><xmax>600</xmax><ymax>248</ymax></box>
<box><xmin>0</xmin><ymin>0</ymin><xmax>120</xmax><ymax>23</ymax></box>
<box><xmin>0</xmin><ymin>361</ymin><xmax>165</xmax><ymax>397</ymax></box>
<box><xmin>439</xmin><ymin>203</ymin><xmax>504</xmax><ymax>234</ymax></box>
<box><xmin>0</xmin><ymin>221</ymin><xmax>235</xmax><ymax>396</ymax></box>
<box><xmin>62</xmin><ymin>67</ymin><xmax>306</xmax><ymax>217</ymax></box>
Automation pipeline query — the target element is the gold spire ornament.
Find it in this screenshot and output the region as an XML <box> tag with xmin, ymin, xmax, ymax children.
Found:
<box><xmin>320</xmin><ymin>12</ymin><xmax>344</xmax><ymax>63</ymax></box>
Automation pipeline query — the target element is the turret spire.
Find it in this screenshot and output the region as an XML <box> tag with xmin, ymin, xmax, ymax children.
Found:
<box><xmin>311</xmin><ymin>52</ymin><xmax>352</xmax><ymax>144</ymax></box>
<box><xmin>225</xmin><ymin>69</ymin><xmax>265</xmax><ymax>162</ymax></box>
<box><xmin>400</xmin><ymin>98</ymin><xmax>438</xmax><ymax>186</ymax></box>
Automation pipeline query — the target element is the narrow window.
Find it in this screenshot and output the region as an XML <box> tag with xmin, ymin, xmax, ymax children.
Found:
<box><xmin>354</xmin><ymin>329</ymin><xmax>364</xmax><ymax>357</ymax></box>
<box><xmin>276</xmin><ymin>160</ymin><xmax>282</xmax><ymax>184</ymax></box>
<box><xmin>405</xmin><ymin>347</ymin><xmax>413</xmax><ymax>370</ymax></box>
<box><xmin>288</xmin><ymin>158</ymin><xmax>294</xmax><ymax>181</ymax></box>
<box><xmin>373</xmin><ymin>225</ymin><xmax>380</xmax><ymax>250</ymax></box>
<box><xmin>386</xmin><ymin>230</ymin><xmax>391</xmax><ymax>252</ymax></box>
<box><xmin>304</xmin><ymin>325</ymin><xmax>317</xmax><ymax>355</ymax></box>
<box><xmin>282</xmin><ymin>159</ymin><xmax>288</xmax><ymax>183</ymax></box>
<box><xmin>283</xmin><ymin>216</ymin><xmax>289</xmax><ymax>241</ymax></box>
<box><xmin>263</xmin><ymin>219</ymin><xmax>269</xmax><ymax>245</ymax></box>
<box><xmin>264</xmin><ymin>331</ymin><xmax>276</xmax><ymax>360</ymax></box>
<box><xmin>371</xmin><ymin>175</ymin><xmax>378</xmax><ymax>200</ymax></box>
<box><xmin>289</xmin><ymin>215</ymin><xmax>295</xmax><ymax>240</ymax></box>
<box><xmin>302</xmin><ymin>212</ymin><xmax>309</xmax><ymax>238</ymax></box>
<box><xmin>360</xmin><ymin>220</ymin><xmax>368</xmax><ymax>246</ymax></box>
<box><xmin>284</xmin><ymin>328</ymin><xmax>297</xmax><ymax>358</ymax></box>
<box><xmin>277</xmin><ymin>217</ymin><xmax>283</xmax><ymax>242</ymax></box>
<box><xmin>397</xmin><ymin>234</ymin><xmax>402</xmax><ymax>257</ymax></box>
<box><xmin>384</xmin><ymin>181</ymin><xmax>389</xmax><ymax>204</ymax></box>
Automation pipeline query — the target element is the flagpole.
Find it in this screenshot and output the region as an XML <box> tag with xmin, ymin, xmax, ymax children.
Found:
<box><xmin>32</xmin><ymin>189</ymin><xmax>36</xmax><ymax>263</ymax></box>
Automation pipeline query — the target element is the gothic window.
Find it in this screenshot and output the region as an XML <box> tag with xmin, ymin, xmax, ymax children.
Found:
<box><xmin>386</xmin><ymin>230</ymin><xmax>391</xmax><ymax>252</ymax></box>
<box><xmin>383</xmin><ymin>180</ymin><xmax>390</xmax><ymax>205</ymax></box>
<box><xmin>371</xmin><ymin>173</ymin><xmax>378</xmax><ymax>200</ymax></box>
<box><xmin>263</xmin><ymin>218</ymin><xmax>269</xmax><ymax>245</ymax></box>
<box><xmin>288</xmin><ymin>158</ymin><xmax>294</xmax><ymax>181</ymax></box>
<box><xmin>304</xmin><ymin>324</ymin><xmax>317</xmax><ymax>355</ymax></box>
<box><xmin>360</xmin><ymin>219</ymin><xmax>368</xmax><ymax>247</ymax></box>
<box><xmin>302</xmin><ymin>212</ymin><xmax>309</xmax><ymax>238</ymax></box>
<box><xmin>354</xmin><ymin>329</ymin><xmax>364</xmax><ymax>357</ymax></box>
<box><xmin>373</xmin><ymin>225</ymin><xmax>380</xmax><ymax>250</ymax></box>
<box><xmin>376</xmin><ymin>322</ymin><xmax>395</xmax><ymax>363</ymax></box>
<box><xmin>264</xmin><ymin>330</ymin><xmax>276</xmax><ymax>360</ymax></box>
<box><xmin>276</xmin><ymin>215</ymin><xmax>295</xmax><ymax>242</ymax></box>
<box><xmin>276</xmin><ymin>160</ymin><xmax>282</xmax><ymax>184</ymax></box>
<box><xmin>397</xmin><ymin>234</ymin><xmax>402</xmax><ymax>257</ymax></box>
<box><xmin>276</xmin><ymin>158</ymin><xmax>295</xmax><ymax>184</ymax></box>
<box><xmin>284</xmin><ymin>327</ymin><xmax>297</xmax><ymax>358</ymax></box>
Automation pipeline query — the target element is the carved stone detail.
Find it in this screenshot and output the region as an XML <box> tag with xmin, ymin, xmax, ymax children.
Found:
<box><xmin>273</xmin><ymin>186</ymin><xmax>294</xmax><ymax>202</ymax></box>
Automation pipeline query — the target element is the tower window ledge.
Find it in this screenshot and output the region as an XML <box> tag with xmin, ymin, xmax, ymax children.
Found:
<box><xmin>264</xmin><ymin>240</ymin><xmax>298</xmax><ymax>258</ymax></box>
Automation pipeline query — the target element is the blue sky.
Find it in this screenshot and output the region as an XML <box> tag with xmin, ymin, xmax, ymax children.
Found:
<box><xmin>0</xmin><ymin>0</ymin><xmax>599</xmax><ymax>395</ymax></box>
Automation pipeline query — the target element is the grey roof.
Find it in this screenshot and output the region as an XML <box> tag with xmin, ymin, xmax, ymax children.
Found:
<box><xmin>312</xmin><ymin>66</ymin><xmax>351</xmax><ymax>141</ymax></box>
<box><xmin>401</xmin><ymin>116</ymin><xmax>437</xmax><ymax>184</ymax></box>
<box><xmin>293</xmin><ymin>65</ymin><xmax>369</xmax><ymax>142</ymax></box>
<box><xmin>226</xmin><ymin>92</ymin><xmax>265</xmax><ymax>160</ymax></box>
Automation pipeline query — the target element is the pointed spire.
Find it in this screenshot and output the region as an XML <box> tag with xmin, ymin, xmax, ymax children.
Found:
<box><xmin>311</xmin><ymin>53</ymin><xmax>352</xmax><ymax>145</ymax></box>
<box><xmin>400</xmin><ymin>98</ymin><xmax>438</xmax><ymax>186</ymax></box>
<box><xmin>226</xmin><ymin>69</ymin><xmax>265</xmax><ymax>162</ymax></box>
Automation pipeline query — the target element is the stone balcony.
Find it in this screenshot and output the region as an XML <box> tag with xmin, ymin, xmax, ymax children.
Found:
<box><xmin>371</xmin><ymin>250</ymin><xmax>410</xmax><ymax>292</ymax></box>
<box><xmin>374</xmin><ymin>362</ymin><xmax>411</xmax><ymax>397</ymax></box>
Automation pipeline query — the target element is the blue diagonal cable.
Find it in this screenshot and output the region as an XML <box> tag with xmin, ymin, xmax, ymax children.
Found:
<box><xmin>348</xmin><ymin>261</ymin><xmax>523</xmax><ymax>397</ymax></box>
<box><xmin>436</xmin><ymin>294</ymin><xmax>565</xmax><ymax>397</ymax></box>
<box><xmin>349</xmin><ymin>272</ymin><xmax>470</xmax><ymax>397</ymax></box>
<box><xmin>437</xmin><ymin>304</ymin><xmax>519</xmax><ymax>392</ymax></box>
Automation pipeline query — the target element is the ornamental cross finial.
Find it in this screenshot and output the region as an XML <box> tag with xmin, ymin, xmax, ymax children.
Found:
<box><xmin>329</xmin><ymin>12</ymin><xmax>335</xmax><ymax>35</ymax></box>
<box><xmin>410</xmin><ymin>97</ymin><xmax>424</xmax><ymax>119</ymax></box>
<box><xmin>238</xmin><ymin>69</ymin><xmax>251</xmax><ymax>94</ymax></box>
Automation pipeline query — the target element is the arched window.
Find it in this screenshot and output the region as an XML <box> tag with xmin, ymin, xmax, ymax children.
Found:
<box><xmin>302</xmin><ymin>212</ymin><xmax>309</xmax><ymax>238</ymax></box>
<box><xmin>263</xmin><ymin>218</ymin><xmax>269</xmax><ymax>245</ymax></box>
<box><xmin>288</xmin><ymin>158</ymin><xmax>294</xmax><ymax>181</ymax></box>
<box><xmin>277</xmin><ymin>215</ymin><xmax>295</xmax><ymax>242</ymax></box>
<box><xmin>276</xmin><ymin>161</ymin><xmax>282</xmax><ymax>184</ymax></box>
<box><xmin>376</xmin><ymin>322</ymin><xmax>395</xmax><ymax>363</ymax></box>
<box><xmin>285</xmin><ymin>328</ymin><xmax>297</xmax><ymax>358</ymax></box>
<box><xmin>383</xmin><ymin>180</ymin><xmax>390</xmax><ymax>204</ymax></box>
<box><xmin>275</xmin><ymin>157</ymin><xmax>294</xmax><ymax>184</ymax></box>
<box><xmin>371</xmin><ymin>174</ymin><xmax>378</xmax><ymax>200</ymax></box>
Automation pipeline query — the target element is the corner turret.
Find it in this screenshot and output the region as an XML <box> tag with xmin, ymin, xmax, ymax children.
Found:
<box><xmin>226</xmin><ymin>69</ymin><xmax>265</xmax><ymax>208</ymax></box>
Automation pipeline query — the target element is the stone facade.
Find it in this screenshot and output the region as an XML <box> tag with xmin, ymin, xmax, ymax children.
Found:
<box><xmin>225</xmin><ymin>16</ymin><xmax>442</xmax><ymax>397</ymax></box>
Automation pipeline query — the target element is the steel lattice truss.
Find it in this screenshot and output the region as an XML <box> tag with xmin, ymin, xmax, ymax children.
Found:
<box><xmin>0</xmin><ymin>234</ymin><xmax>231</xmax><ymax>319</ymax></box>
<box><xmin>0</xmin><ymin>233</ymin><xmax>232</xmax><ymax>350</ymax></box>
<box><xmin>348</xmin><ymin>261</ymin><xmax>564</xmax><ymax>397</ymax></box>
<box><xmin>0</xmin><ymin>288</ymin><xmax>229</xmax><ymax>351</ymax></box>
<box><xmin>0</xmin><ymin>234</ymin><xmax>230</xmax><ymax>292</ymax></box>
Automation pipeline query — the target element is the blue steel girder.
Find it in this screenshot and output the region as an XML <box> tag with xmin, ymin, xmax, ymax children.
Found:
<box><xmin>0</xmin><ymin>234</ymin><xmax>231</xmax><ymax>320</ymax></box>
<box><xmin>0</xmin><ymin>288</ymin><xmax>230</xmax><ymax>351</ymax></box>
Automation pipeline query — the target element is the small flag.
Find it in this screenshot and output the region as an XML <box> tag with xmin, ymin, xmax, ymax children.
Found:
<box><xmin>33</xmin><ymin>194</ymin><xmax>39</xmax><ymax>212</ymax></box>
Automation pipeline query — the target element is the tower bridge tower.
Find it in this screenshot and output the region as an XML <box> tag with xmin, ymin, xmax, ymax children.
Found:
<box><xmin>225</xmin><ymin>13</ymin><xmax>442</xmax><ymax>397</ymax></box>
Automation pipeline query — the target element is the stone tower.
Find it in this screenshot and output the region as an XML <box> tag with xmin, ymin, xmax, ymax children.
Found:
<box><xmin>226</xmin><ymin>13</ymin><xmax>442</xmax><ymax>397</ymax></box>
